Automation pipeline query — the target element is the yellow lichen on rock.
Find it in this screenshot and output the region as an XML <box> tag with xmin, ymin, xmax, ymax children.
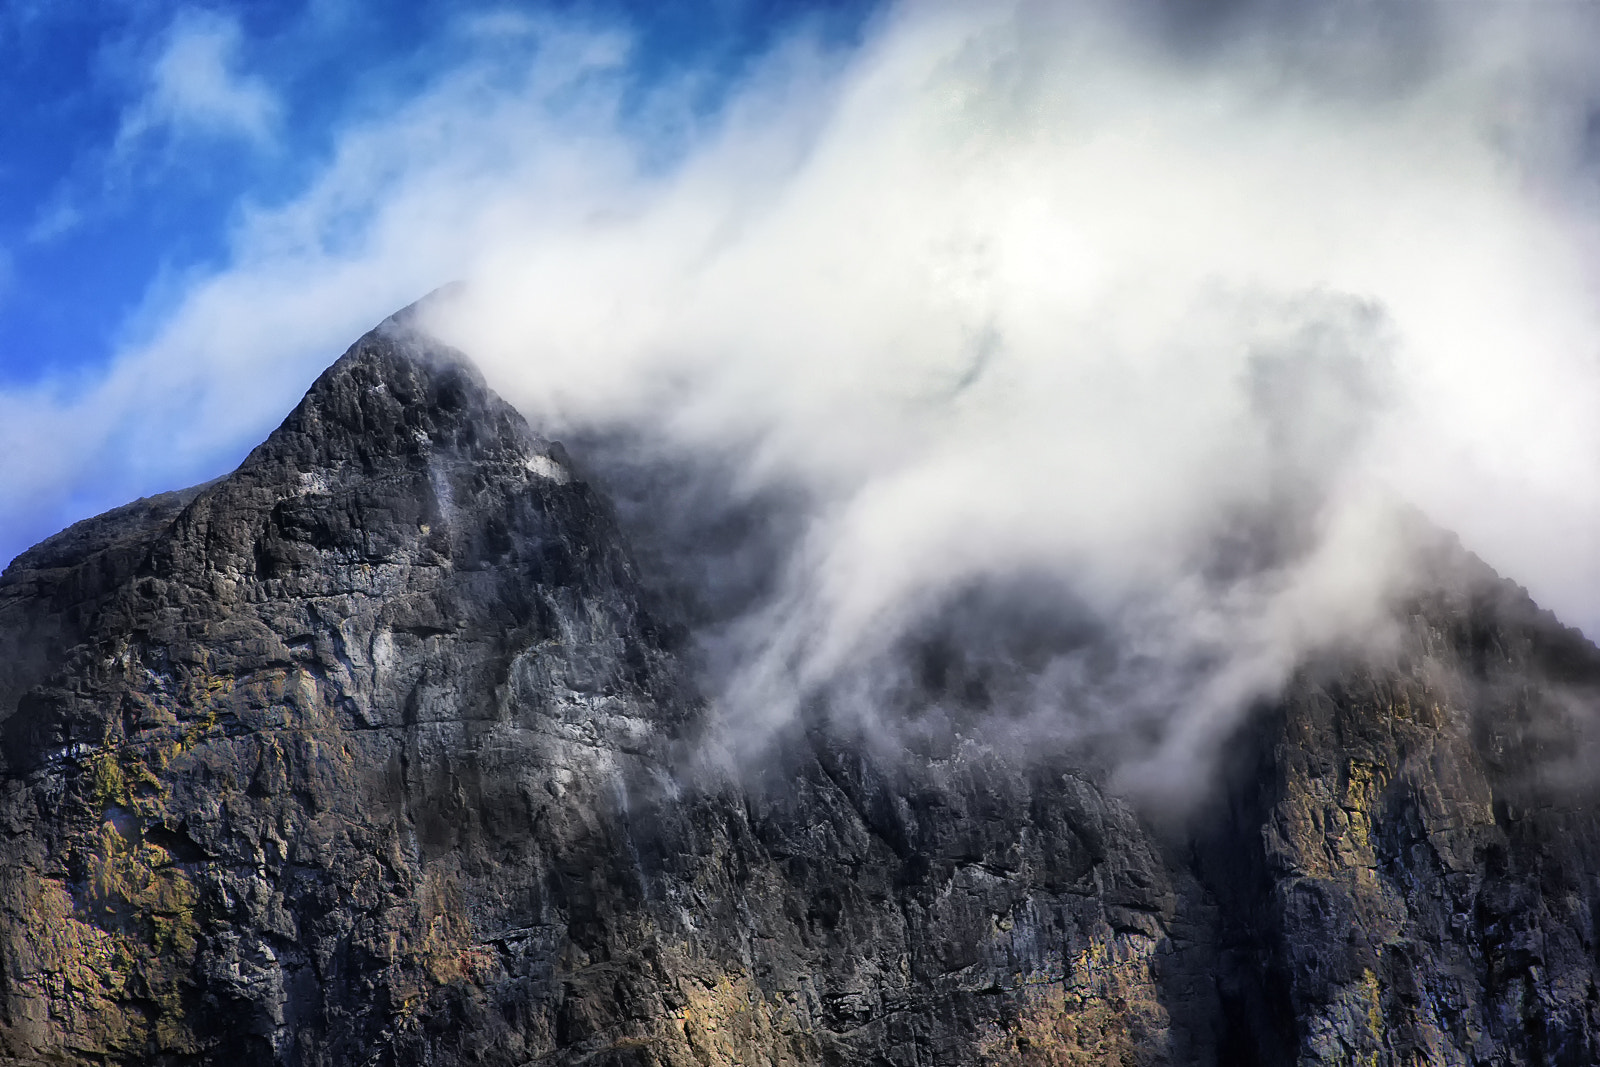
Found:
<box><xmin>0</xmin><ymin>714</ymin><xmax>222</xmax><ymax>1062</ymax></box>
<box><xmin>2</xmin><ymin>859</ymin><xmax>200</xmax><ymax>1062</ymax></box>
<box><xmin>412</xmin><ymin>872</ymin><xmax>498</xmax><ymax>987</ymax></box>
<box><xmin>663</xmin><ymin>968</ymin><xmax>802</xmax><ymax>1067</ymax></box>
<box><xmin>980</xmin><ymin>932</ymin><xmax>1170</xmax><ymax>1065</ymax></box>
<box><xmin>82</xmin><ymin>821</ymin><xmax>200</xmax><ymax>959</ymax></box>
<box><xmin>1360</xmin><ymin>967</ymin><xmax>1384</xmax><ymax>1048</ymax></box>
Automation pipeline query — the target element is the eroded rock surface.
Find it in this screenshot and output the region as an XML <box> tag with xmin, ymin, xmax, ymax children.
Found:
<box><xmin>2</xmin><ymin>311</ymin><xmax>1598</xmax><ymax>1066</ymax></box>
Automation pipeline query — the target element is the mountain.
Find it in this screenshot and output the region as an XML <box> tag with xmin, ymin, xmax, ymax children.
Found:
<box><xmin>3</xmin><ymin>309</ymin><xmax>1600</xmax><ymax>1066</ymax></box>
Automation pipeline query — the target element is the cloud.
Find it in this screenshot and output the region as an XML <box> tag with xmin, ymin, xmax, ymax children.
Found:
<box><xmin>25</xmin><ymin>196</ymin><xmax>84</xmax><ymax>244</ymax></box>
<box><xmin>115</xmin><ymin>10</ymin><xmax>280</xmax><ymax>152</ymax></box>
<box><xmin>8</xmin><ymin>0</ymin><xmax>1600</xmax><ymax>804</ymax></box>
<box><xmin>0</xmin><ymin>15</ymin><xmax>642</xmax><ymax>570</ymax></box>
<box><xmin>0</xmin><ymin>244</ymin><xmax>13</xmax><ymax>324</ymax></box>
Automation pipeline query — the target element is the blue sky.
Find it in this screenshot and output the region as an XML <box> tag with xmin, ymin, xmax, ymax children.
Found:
<box><xmin>0</xmin><ymin>0</ymin><xmax>875</xmax><ymax>565</ymax></box>
<box><xmin>0</xmin><ymin>0</ymin><xmax>871</xmax><ymax>390</ymax></box>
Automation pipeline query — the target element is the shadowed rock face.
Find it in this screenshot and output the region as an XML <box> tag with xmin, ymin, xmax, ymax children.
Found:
<box><xmin>2</xmin><ymin>311</ymin><xmax>1600</xmax><ymax>1067</ymax></box>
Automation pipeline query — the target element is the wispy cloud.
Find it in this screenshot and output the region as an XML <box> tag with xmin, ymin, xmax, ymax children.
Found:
<box><xmin>25</xmin><ymin>195</ymin><xmax>83</xmax><ymax>244</ymax></box>
<box><xmin>7</xmin><ymin>0</ymin><xmax>1600</xmax><ymax>803</ymax></box>
<box><xmin>0</xmin><ymin>15</ymin><xmax>641</xmax><ymax>568</ymax></box>
<box><xmin>115</xmin><ymin>10</ymin><xmax>280</xmax><ymax>153</ymax></box>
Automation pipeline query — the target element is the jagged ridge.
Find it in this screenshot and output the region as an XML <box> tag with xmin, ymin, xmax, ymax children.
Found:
<box><xmin>1</xmin><ymin>312</ymin><xmax>1598</xmax><ymax>1066</ymax></box>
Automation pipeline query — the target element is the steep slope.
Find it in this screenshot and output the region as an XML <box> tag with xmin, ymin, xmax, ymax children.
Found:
<box><xmin>1</xmin><ymin>310</ymin><xmax>1598</xmax><ymax>1066</ymax></box>
<box><xmin>0</xmin><ymin>312</ymin><xmax>695</xmax><ymax>1064</ymax></box>
<box><xmin>1199</xmin><ymin>552</ymin><xmax>1600</xmax><ymax>1066</ymax></box>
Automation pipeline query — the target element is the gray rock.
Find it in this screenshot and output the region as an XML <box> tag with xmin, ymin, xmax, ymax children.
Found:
<box><xmin>1</xmin><ymin>306</ymin><xmax>1598</xmax><ymax>1066</ymax></box>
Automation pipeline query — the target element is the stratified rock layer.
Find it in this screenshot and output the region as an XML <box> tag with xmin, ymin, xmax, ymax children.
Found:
<box><xmin>2</xmin><ymin>312</ymin><xmax>1599</xmax><ymax>1066</ymax></box>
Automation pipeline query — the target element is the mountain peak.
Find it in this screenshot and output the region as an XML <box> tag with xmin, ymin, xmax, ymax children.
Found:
<box><xmin>130</xmin><ymin>306</ymin><xmax>579</xmax><ymax>598</ymax></box>
<box><xmin>5</xmin><ymin>299</ymin><xmax>1600</xmax><ymax>1066</ymax></box>
<box><xmin>243</xmin><ymin>310</ymin><xmax>545</xmax><ymax>479</ymax></box>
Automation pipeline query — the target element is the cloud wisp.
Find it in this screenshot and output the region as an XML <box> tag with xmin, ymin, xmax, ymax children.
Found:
<box><xmin>116</xmin><ymin>10</ymin><xmax>280</xmax><ymax>154</ymax></box>
<box><xmin>8</xmin><ymin>0</ymin><xmax>1600</xmax><ymax>803</ymax></box>
<box><xmin>425</xmin><ymin>1</ymin><xmax>1600</xmax><ymax>799</ymax></box>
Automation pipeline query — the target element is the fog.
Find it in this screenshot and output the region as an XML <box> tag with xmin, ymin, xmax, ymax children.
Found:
<box><xmin>419</xmin><ymin>1</ymin><xmax>1600</xmax><ymax>800</ymax></box>
<box><xmin>10</xmin><ymin>0</ymin><xmax>1600</xmax><ymax>802</ymax></box>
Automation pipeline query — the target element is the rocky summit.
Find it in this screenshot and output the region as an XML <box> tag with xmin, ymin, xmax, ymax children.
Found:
<box><xmin>4</xmin><ymin>309</ymin><xmax>1600</xmax><ymax>1067</ymax></box>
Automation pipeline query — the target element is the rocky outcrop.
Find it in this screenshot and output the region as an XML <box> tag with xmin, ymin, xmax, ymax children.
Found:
<box><xmin>1</xmin><ymin>308</ymin><xmax>1598</xmax><ymax>1066</ymax></box>
<box><xmin>1200</xmin><ymin>559</ymin><xmax>1600</xmax><ymax>1066</ymax></box>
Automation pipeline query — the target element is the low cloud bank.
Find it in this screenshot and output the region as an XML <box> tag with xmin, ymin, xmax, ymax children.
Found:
<box><xmin>9</xmin><ymin>0</ymin><xmax>1600</xmax><ymax>801</ymax></box>
<box><xmin>427</xmin><ymin>2</ymin><xmax>1600</xmax><ymax>799</ymax></box>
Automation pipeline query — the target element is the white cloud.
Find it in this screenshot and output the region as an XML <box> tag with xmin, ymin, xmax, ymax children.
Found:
<box><xmin>9</xmin><ymin>0</ymin><xmax>1600</xmax><ymax>803</ymax></box>
<box><xmin>26</xmin><ymin>196</ymin><xmax>83</xmax><ymax>244</ymax></box>
<box><xmin>115</xmin><ymin>10</ymin><xmax>280</xmax><ymax>151</ymax></box>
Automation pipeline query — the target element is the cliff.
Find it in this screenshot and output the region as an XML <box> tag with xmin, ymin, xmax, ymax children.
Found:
<box><xmin>2</xmin><ymin>311</ymin><xmax>1599</xmax><ymax>1066</ymax></box>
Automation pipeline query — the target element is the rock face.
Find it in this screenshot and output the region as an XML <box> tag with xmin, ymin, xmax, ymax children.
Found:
<box><xmin>3</xmin><ymin>310</ymin><xmax>1600</xmax><ymax>1066</ymax></box>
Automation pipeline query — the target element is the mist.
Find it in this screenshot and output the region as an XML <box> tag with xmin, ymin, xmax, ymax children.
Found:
<box><xmin>10</xmin><ymin>0</ymin><xmax>1600</xmax><ymax>802</ymax></box>
<box><xmin>417</xmin><ymin>1</ymin><xmax>1600</xmax><ymax>801</ymax></box>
